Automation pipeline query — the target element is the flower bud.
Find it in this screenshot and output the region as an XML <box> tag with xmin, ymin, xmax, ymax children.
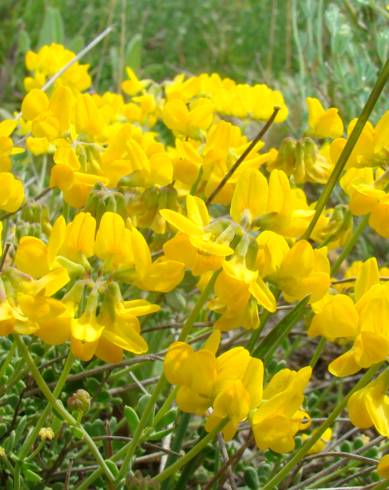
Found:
<box><xmin>67</xmin><ymin>389</ymin><xmax>91</xmax><ymax>413</ymax></box>
<box><xmin>38</xmin><ymin>427</ymin><xmax>55</xmax><ymax>441</ymax></box>
<box><xmin>271</xmin><ymin>137</ymin><xmax>296</xmax><ymax>175</ymax></box>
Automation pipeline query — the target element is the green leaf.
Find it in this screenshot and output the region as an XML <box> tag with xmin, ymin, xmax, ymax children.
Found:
<box><xmin>124</xmin><ymin>405</ymin><xmax>139</xmax><ymax>434</ymax></box>
<box><xmin>68</xmin><ymin>34</ymin><xmax>85</xmax><ymax>53</ymax></box>
<box><xmin>244</xmin><ymin>467</ymin><xmax>260</xmax><ymax>489</ymax></box>
<box><xmin>18</xmin><ymin>31</ymin><xmax>31</xmax><ymax>53</ymax></box>
<box><xmin>22</xmin><ymin>468</ymin><xmax>42</xmax><ymax>483</ymax></box>
<box><xmin>148</xmin><ymin>427</ymin><xmax>173</xmax><ymax>441</ymax></box>
<box><xmin>125</xmin><ymin>34</ymin><xmax>142</xmax><ymax>71</ymax></box>
<box><xmin>154</xmin><ymin>408</ymin><xmax>177</xmax><ymax>430</ymax></box>
<box><xmin>38</xmin><ymin>6</ymin><xmax>64</xmax><ymax>46</ymax></box>
<box><xmin>253</xmin><ymin>298</ymin><xmax>308</xmax><ymax>361</ymax></box>
<box><xmin>72</xmin><ymin>426</ymin><xmax>84</xmax><ymax>440</ymax></box>
<box><xmin>14</xmin><ymin>416</ymin><xmax>28</xmax><ymax>443</ymax></box>
<box><xmin>105</xmin><ymin>459</ymin><xmax>119</xmax><ymax>478</ymax></box>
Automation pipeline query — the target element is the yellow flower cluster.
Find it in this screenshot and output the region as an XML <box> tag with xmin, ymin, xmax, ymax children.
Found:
<box><xmin>0</xmin><ymin>41</ymin><xmax>388</xmax><ymax>460</ymax></box>
<box><xmin>164</xmin><ymin>331</ymin><xmax>311</xmax><ymax>452</ymax></box>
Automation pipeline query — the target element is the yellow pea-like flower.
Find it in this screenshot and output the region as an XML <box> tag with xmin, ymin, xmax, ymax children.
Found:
<box><xmin>306</xmin><ymin>97</ymin><xmax>343</xmax><ymax>139</ymax></box>
<box><xmin>0</xmin><ymin>172</ymin><xmax>24</xmax><ymax>213</ymax></box>
<box><xmin>348</xmin><ymin>371</ymin><xmax>389</xmax><ymax>437</ymax></box>
<box><xmin>251</xmin><ymin>366</ymin><xmax>312</xmax><ymax>453</ymax></box>
<box><xmin>302</xmin><ymin>428</ymin><xmax>332</xmax><ymax>454</ymax></box>
<box><xmin>377</xmin><ymin>454</ymin><xmax>389</xmax><ymax>480</ymax></box>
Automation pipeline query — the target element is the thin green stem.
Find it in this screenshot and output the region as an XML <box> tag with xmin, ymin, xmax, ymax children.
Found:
<box><xmin>115</xmin><ymin>375</ymin><xmax>167</xmax><ymax>482</ymax></box>
<box><xmin>82</xmin><ymin>271</ymin><xmax>219</xmax><ymax>488</ymax></box>
<box><xmin>291</xmin><ymin>0</ymin><xmax>306</xmax><ymax>101</ymax></box>
<box><xmin>262</xmin><ymin>364</ymin><xmax>383</xmax><ymax>490</ymax></box>
<box><xmin>14</xmin><ymin>337</ymin><xmax>115</xmax><ymax>484</ymax></box>
<box><xmin>161</xmin><ymin>412</ymin><xmax>191</xmax><ymax>489</ymax></box>
<box><xmin>0</xmin><ymin>341</ymin><xmax>16</xmax><ymax>379</ymax></box>
<box><xmin>302</xmin><ymin>58</ymin><xmax>389</xmax><ymax>240</ymax></box>
<box><xmin>151</xmin><ymin>419</ymin><xmax>228</xmax><ymax>484</ymax></box>
<box><xmin>179</xmin><ymin>270</ymin><xmax>219</xmax><ymax>341</ymax></box>
<box><xmin>253</xmin><ymin>297</ymin><xmax>309</xmax><ymax>361</ymax></box>
<box><xmin>309</xmin><ymin>336</ymin><xmax>326</xmax><ymax>368</ymax></box>
<box><xmin>331</xmin><ymin>215</ymin><xmax>369</xmax><ymax>275</ymax></box>
<box><xmin>153</xmin><ymin>386</ymin><xmax>178</xmax><ymax>427</ymax></box>
<box><xmin>18</xmin><ymin>351</ymin><xmax>75</xmax><ymax>460</ymax></box>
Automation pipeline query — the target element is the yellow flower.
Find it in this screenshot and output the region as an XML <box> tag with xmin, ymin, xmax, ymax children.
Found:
<box><xmin>331</xmin><ymin>111</ymin><xmax>389</xmax><ymax>168</ymax></box>
<box><xmin>163</xmin><ymin>233</ymin><xmax>223</xmax><ymax>276</ymax></box>
<box><xmin>0</xmin><ymin>172</ymin><xmax>24</xmax><ymax>213</ymax></box>
<box><xmin>256</xmin><ymin>231</ymin><xmax>289</xmax><ymax>278</ymax></box>
<box><xmin>160</xmin><ymin>194</ymin><xmax>233</xmax><ymax>258</ymax></box>
<box><xmin>164</xmin><ymin>334</ymin><xmax>264</xmax><ymax>439</ymax></box>
<box><xmin>230</xmin><ymin>168</ymin><xmax>317</xmax><ymax>238</ymax></box>
<box><xmin>24</xmin><ymin>43</ymin><xmax>91</xmax><ymax>92</ymax></box>
<box><xmin>377</xmin><ymin>454</ymin><xmax>389</xmax><ymax>480</ymax></box>
<box><xmin>0</xmin><ymin>120</ymin><xmax>24</xmax><ymax>171</ymax></box>
<box><xmin>347</xmin><ymin>371</ymin><xmax>389</xmax><ymax>438</ymax></box>
<box><xmin>301</xmin><ymin>428</ymin><xmax>332</xmax><ymax>454</ymax></box>
<box><xmin>162</xmin><ymin>97</ymin><xmax>215</xmax><ymax>137</ymax></box>
<box><xmin>0</xmin><ymin>298</ymin><xmax>28</xmax><ymax>336</ymax></box>
<box><xmin>206</xmin><ymin>353</ymin><xmax>264</xmax><ymax>440</ymax></box>
<box><xmin>251</xmin><ymin>366</ymin><xmax>311</xmax><ymax>453</ymax></box>
<box><xmin>209</xmin><ymin>256</ymin><xmax>276</xmax><ymax>331</ymax></box>
<box><xmin>308</xmin><ymin>294</ymin><xmax>359</xmax><ymax>341</ymax></box>
<box><xmin>329</xmin><ymin>282</ymin><xmax>389</xmax><ymax>377</ymax></box>
<box><xmin>95</xmin><ymin>212</ymin><xmax>184</xmax><ymax>292</ymax></box>
<box><xmin>306</xmin><ymin>97</ymin><xmax>343</xmax><ymax>139</ymax></box>
<box><xmin>121</xmin><ymin>67</ymin><xmax>148</xmax><ymax>96</ymax></box>
<box><xmin>38</xmin><ymin>427</ymin><xmax>55</xmax><ymax>441</ymax></box>
<box><xmin>272</xmin><ymin>240</ymin><xmax>330</xmax><ymax>303</ymax></box>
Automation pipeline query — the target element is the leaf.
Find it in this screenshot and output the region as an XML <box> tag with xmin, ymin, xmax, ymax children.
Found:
<box><xmin>22</xmin><ymin>468</ymin><xmax>42</xmax><ymax>483</ymax></box>
<box><xmin>125</xmin><ymin>34</ymin><xmax>142</xmax><ymax>71</ymax></box>
<box><xmin>148</xmin><ymin>427</ymin><xmax>173</xmax><ymax>441</ymax></box>
<box><xmin>154</xmin><ymin>408</ymin><xmax>177</xmax><ymax>430</ymax></box>
<box><xmin>106</xmin><ymin>459</ymin><xmax>119</xmax><ymax>478</ymax></box>
<box><xmin>68</xmin><ymin>34</ymin><xmax>85</xmax><ymax>54</ymax></box>
<box><xmin>124</xmin><ymin>405</ymin><xmax>139</xmax><ymax>434</ymax></box>
<box><xmin>18</xmin><ymin>30</ymin><xmax>31</xmax><ymax>53</ymax></box>
<box><xmin>38</xmin><ymin>6</ymin><xmax>64</xmax><ymax>46</ymax></box>
<box><xmin>254</xmin><ymin>298</ymin><xmax>309</xmax><ymax>361</ymax></box>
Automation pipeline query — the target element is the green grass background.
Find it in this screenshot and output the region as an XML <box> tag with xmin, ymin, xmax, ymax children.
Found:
<box><xmin>0</xmin><ymin>0</ymin><xmax>388</xmax><ymax>128</ymax></box>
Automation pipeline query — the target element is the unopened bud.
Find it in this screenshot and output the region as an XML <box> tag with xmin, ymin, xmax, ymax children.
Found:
<box><xmin>67</xmin><ymin>389</ymin><xmax>91</xmax><ymax>413</ymax></box>
<box><xmin>39</xmin><ymin>427</ymin><xmax>55</xmax><ymax>441</ymax></box>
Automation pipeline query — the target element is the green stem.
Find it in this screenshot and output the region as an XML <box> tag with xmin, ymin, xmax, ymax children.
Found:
<box><xmin>151</xmin><ymin>419</ymin><xmax>228</xmax><ymax>484</ymax></box>
<box><xmin>373</xmin><ymin>480</ymin><xmax>389</xmax><ymax>490</ymax></box>
<box><xmin>82</xmin><ymin>272</ymin><xmax>219</xmax><ymax>487</ymax></box>
<box><xmin>161</xmin><ymin>412</ymin><xmax>191</xmax><ymax>490</ymax></box>
<box><xmin>116</xmin><ymin>375</ymin><xmax>167</xmax><ymax>482</ymax></box>
<box><xmin>153</xmin><ymin>386</ymin><xmax>178</xmax><ymax>427</ymax></box>
<box><xmin>248</xmin><ymin>289</ymin><xmax>281</xmax><ymax>353</ymax></box>
<box><xmin>291</xmin><ymin>0</ymin><xmax>306</xmax><ymax>101</ymax></box>
<box><xmin>253</xmin><ymin>297</ymin><xmax>308</xmax><ymax>361</ymax></box>
<box><xmin>302</xmin><ymin>58</ymin><xmax>389</xmax><ymax>240</ymax></box>
<box><xmin>262</xmin><ymin>364</ymin><xmax>383</xmax><ymax>490</ymax></box>
<box><xmin>28</xmin><ymin>440</ymin><xmax>45</xmax><ymax>460</ymax></box>
<box><xmin>247</xmin><ymin>310</ymin><xmax>271</xmax><ymax>352</ymax></box>
<box><xmin>331</xmin><ymin>215</ymin><xmax>369</xmax><ymax>275</ymax></box>
<box><xmin>14</xmin><ymin>336</ymin><xmax>115</xmax><ymax>484</ymax></box>
<box><xmin>18</xmin><ymin>351</ymin><xmax>75</xmax><ymax>460</ymax></box>
<box><xmin>0</xmin><ymin>341</ymin><xmax>16</xmax><ymax>379</ymax></box>
<box><xmin>179</xmin><ymin>270</ymin><xmax>219</xmax><ymax>341</ymax></box>
<box><xmin>309</xmin><ymin>336</ymin><xmax>326</xmax><ymax>368</ymax></box>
